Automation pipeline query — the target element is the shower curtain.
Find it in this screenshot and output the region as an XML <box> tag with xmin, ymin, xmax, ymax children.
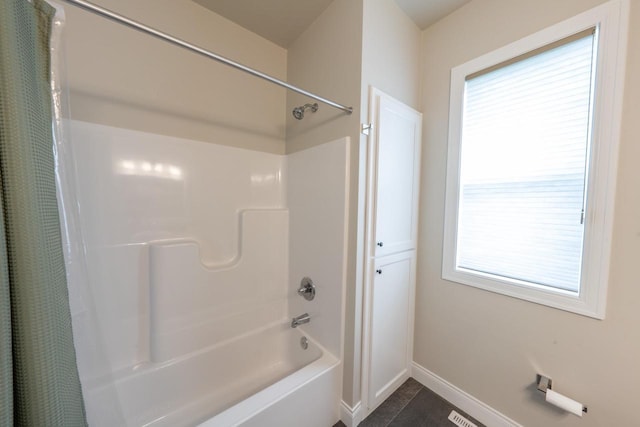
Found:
<box><xmin>0</xmin><ymin>0</ymin><xmax>86</xmax><ymax>425</ymax></box>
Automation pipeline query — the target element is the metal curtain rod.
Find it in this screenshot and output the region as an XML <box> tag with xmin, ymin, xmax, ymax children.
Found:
<box><xmin>60</xmin><ymin>0</ymin><xmax>354</xmax><ymax>115</ymax></box>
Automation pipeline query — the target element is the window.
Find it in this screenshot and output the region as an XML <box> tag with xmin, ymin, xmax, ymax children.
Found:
<box><xmin>443</xmin><ymin>1</ymin><xmax>628</xmax><ymax>318</ymax></box>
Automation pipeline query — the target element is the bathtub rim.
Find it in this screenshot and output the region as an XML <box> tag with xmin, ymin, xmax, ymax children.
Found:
<box><xmin>197</xmin><ymin>333</ymin><xmax>340</xmax><ymax>427</ymax></box>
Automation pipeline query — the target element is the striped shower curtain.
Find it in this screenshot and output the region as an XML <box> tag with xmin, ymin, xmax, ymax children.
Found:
<box><xmin>0</xmin><ymin>0</ymin><xmax>87</xmax><ymax>425</ymax></box>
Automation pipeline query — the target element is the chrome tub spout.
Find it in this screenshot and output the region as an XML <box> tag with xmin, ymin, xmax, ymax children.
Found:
<box><xmin>291</xmin><ymin>313</ymin><xmax>310</xmax><ymax>328</ymax></box>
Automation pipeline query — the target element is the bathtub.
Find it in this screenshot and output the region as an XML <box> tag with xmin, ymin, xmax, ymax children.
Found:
<box><xmin>98</xmin><ymin>322</ymin><xmax>341</xmax><ymax>427</ymax></box>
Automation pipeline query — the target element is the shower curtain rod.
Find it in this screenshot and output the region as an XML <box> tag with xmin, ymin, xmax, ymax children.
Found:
<box><xmin>59</xmin><ymin>0</ymin><xmax>354</xmax><ymax>115</ymax></box>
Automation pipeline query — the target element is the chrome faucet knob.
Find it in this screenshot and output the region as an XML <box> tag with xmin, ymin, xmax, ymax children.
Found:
<box><xmin>297</xmin><ymin>277</ymin><xmax>316</xmax><ymax>301</ymax></box>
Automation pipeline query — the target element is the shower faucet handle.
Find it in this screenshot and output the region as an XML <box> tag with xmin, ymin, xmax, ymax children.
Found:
<box><xmin>297</xmin><ymin>277</ymin><xmax>316</xmax><ymax>301</ymax></box>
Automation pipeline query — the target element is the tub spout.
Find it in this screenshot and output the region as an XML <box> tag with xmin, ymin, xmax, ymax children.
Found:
<box><xmin>291</xmin><ymin>313</ymin><xmax>310</xmax><ymax>328</ymax></box>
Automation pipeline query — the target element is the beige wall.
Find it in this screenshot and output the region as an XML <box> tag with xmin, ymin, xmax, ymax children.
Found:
<box><xmin>361</xmin><ymin>0</ymin><xmax>421</xmax><ymax>113</ymax></box>
<box><xmin>416</xmin><ymin>0</ymin><xmax>640</xmax><ymax>425</ymax></box>
<box><xmin>286</xmin><ymin>0</ymin><xmax>421</xmax><ymax>408</ymax></box>
<box><xmin>284</xmin><ymin>0</ymin><xmax>362</xmax><ymax>153</ymax></box>
<box><xmin>285</xmin><ymin>0</ymin><xmax>364</xmax><ymax>408</ymax></box>
<box><xmin>63</xmin><ymin>0</ymin><xmax>287</xmax><ymax>153</ymax></box>
<box><xmin>350</xmin><ymin>0</ymin><xmax>422</xmax><ymax>408</ymax></box>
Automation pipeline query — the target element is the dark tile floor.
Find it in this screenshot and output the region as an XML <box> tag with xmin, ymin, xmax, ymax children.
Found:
<box><xmin>333</xmin><ymin>378</ymin><xmax>484</xmax><ymax>427</ymax></box>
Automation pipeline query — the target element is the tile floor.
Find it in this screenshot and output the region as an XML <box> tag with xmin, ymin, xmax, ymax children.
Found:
<box><xmin>333</xmin><ymin>378</ymin><xmax>485</xmax><ymax>427</ymax></box>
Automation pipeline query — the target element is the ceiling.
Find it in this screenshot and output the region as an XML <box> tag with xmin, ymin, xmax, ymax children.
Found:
<box><xmin>395</xmin><ymin>0</ymin><xmax>471</xmax><ymax>29</ymax></box>
<box><xmin>193</xmin><ymin>0</ymin><xmax>335</xmax><ymax>48</ymax></box>
<box><xmin>194</xmin><ymin>0</ymin><xmax>471</xmax><ymax>48</ymax></box>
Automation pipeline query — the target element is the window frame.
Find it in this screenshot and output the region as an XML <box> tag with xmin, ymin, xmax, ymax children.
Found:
<box><xmin>442</xmin><ymin>0</ymin><xmax>629</xmax><ymax>319</ymax></box>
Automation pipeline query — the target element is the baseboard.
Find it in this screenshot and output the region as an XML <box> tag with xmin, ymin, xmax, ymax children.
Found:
<box><xmin>340</xmin><ymin>400</ymin><xmax>364</xmax><ymax>427</ymax></box>
<box><xmin>411</xmin><ymin>362</ymin><xmax>522</xmax><ymax>427</ymax></box>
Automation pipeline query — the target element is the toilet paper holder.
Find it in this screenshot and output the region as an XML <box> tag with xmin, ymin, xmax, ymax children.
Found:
<box><xmin>536</xmin><ymin>374</ymin><xmax>587</xmax><ymax>414</ymax></box>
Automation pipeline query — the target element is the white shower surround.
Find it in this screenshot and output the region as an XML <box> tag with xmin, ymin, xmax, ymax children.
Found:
<box><xmin>64</xmin><ymin>120</ymin><xmax>349</xmax><ymax>426</ymax></box>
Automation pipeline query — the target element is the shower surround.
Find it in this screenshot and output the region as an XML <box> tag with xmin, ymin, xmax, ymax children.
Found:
<box><xmin>63</xmin><ymin>120</ymin><xmax>349</xmax><ymax>426</ymax></box>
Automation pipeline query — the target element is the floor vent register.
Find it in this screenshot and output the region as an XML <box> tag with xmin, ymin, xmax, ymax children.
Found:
<box><xmin>448</xmin><ymin>410</ymin><xmax>477</xmax><ymax>427</ymax></box>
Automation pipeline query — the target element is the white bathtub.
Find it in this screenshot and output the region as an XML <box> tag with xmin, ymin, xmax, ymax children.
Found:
<box><xmin>97</xmin><ymin>322</ymin><xmax>341</xmax><ymax>427</ymax></box>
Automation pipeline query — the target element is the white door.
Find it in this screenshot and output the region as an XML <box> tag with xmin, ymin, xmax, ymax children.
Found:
<box><xmin>370</xmin><ymin>91</ymin><xmax>422</xmax><ymax>258</ymax></box>
<box><xmin>368</xmin><ymin>251</ymin><xmax>416</xmax><ymax>409</ymax></box>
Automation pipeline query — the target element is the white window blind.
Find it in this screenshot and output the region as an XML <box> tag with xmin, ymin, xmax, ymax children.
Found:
<box><xmin>444</xmin><ymin>1</ymin><xmax>628</xmax><ymax>318</ymax></box>
<box><xmin>456</xmin><ymin>31</ymin><xmax>596</xmax><ymax>293</ymax></box>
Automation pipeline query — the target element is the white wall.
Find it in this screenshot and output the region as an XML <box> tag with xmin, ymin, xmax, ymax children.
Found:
<box><xmin>287</xmin><ymin>138</ymin><xmax>350</xmax><ymax>359</ymax></box>
<box><xmin>63</xmin><ymin>121</ymin><xmax>289</xmax><ymax>426</ymax></box>
<box><xmin>63</xmin><ymin>0</ymin><xmax>287</xmax><ymax>153</ymax></box>
<box><xmin>416</xmin><ymin>0</ymin><xmax>640</xmax><ymax>425</ymax></box>
<box><xmin>67</xmin><ymin>120</ymin><xmax>286</xmax><ymax>375</ymax></box>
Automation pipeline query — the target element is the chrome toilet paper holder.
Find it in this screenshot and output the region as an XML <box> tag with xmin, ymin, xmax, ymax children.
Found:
<box><xmin>536</xmin><ymin>374</ymin><xmax>553</xmax><ymax>393</ymax></box>
<box><xmin>536</xmin><ymin>374</ymin><xmax>587</xmax><ymax>414</ymax></box>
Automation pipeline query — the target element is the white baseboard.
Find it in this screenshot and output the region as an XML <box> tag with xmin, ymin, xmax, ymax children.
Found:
<box><xmin>411</xmin><ymin>362</ymin><xmax>522</xmax><ymax>427</ymax></box>
<box><xmin>340</xmin><ymin>400</ymin><xmax>364</xmax><ymax>427</ymax></box>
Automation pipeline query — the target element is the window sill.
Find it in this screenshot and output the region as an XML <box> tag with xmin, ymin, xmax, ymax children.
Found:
<box><xmin>442</xmin><ymin>268</ymin><xmax>605</xmax><ymax>319</ymax></box>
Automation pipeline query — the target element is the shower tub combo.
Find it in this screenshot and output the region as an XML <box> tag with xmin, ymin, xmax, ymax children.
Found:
<box><xmin>64</xmin><ymin>121</ymin><xmax>349</xmax><ymax>426</ymax></box>
<box><xmin>52</xmin><ymin>2</ymin><xmax>352</xmax><ymax>425</ymax></box>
